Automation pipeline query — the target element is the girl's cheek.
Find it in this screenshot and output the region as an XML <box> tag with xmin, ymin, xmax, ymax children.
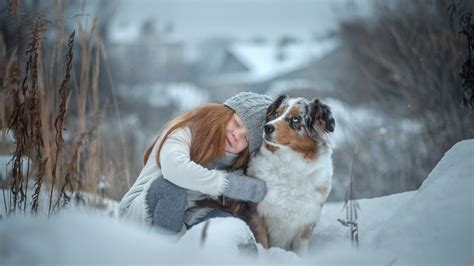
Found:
<box><xmin>239</xmin><ymin>141</ymin><xmax>248</xmax><ymax>152</ymax></box>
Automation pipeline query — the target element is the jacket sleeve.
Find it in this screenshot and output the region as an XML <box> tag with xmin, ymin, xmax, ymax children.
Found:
<box><xmin>222</xmin><ymin>172</ymin><xmax>267</xmax><ymax>203</ymax></box>
<box><xmin>159</xmin><ymin>127</ymin><xmax>229</xmax><ymax>198</ymax></box>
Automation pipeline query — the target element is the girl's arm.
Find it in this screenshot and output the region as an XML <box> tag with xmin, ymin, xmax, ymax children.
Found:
<box><xmin>159</xmin><ymin>127</ymin><xmax>228</xmax><ymax>198</ymax></box>
<box><xmin>159</xmin><ymin>127</ymin><xmax>266</xmax><ymax>202</ymax></box>
<box><xmin>222</xmin><ymin>172</ymin><xmax>267</xmax><ymax>203</ymax></box>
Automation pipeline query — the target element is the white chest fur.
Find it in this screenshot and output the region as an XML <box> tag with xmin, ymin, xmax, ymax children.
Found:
<box><xmin>247</xmin><ymin>145</ymin><xmax>333</xmax><ymax>250</ymax></box>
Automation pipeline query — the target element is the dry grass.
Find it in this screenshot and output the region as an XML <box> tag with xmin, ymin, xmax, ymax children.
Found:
<box><xmin>0</xmin><ymin>1</ymin><xmax>128</xmax><ymax>216</ymax></box>
<box><xmin>48</xmin><ymin>30</ymin><xmax>74</xmax><ymax>215</ymax></box>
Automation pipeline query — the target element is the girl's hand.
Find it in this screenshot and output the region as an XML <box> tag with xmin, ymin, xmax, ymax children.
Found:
<box><xmin>222</xmin><ymin>173</ymin><xmax>267</xmax><ymax>203</ymax></box>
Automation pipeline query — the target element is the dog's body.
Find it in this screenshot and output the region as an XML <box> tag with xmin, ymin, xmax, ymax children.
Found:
<box><xmin>246</xmin><ymin>95</ymin><xmax>335</xmax><ymax>254</ymax></box>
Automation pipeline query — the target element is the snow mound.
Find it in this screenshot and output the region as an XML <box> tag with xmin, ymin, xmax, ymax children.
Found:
<box><xmin>371</xmin><ymin>139</ymin><xmax>474</xmax><ymax>265</ymax></box>
<box><xmin>310</xmin><ymin>139</ymin><xmax>473</xmax><ymax>265</ymax></box>
<box><xmin>0</xmin><ymin>140</ymin><xmax>472</xmax><ymax>265</ymax></box>
<box><xmin>0</xmin><ymin>210</ymin><xmax>177</xmax><ymax>265</ymax></box>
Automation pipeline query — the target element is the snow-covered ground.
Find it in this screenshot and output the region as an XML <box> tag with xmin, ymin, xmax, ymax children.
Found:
<box><xmin>0</xmin><ymin>140</ymin><xmax>472</xmax><ymax>265</ymax></box>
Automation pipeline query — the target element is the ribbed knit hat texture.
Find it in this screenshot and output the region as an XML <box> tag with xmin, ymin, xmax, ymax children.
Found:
<box><xmin>223</xmin><ymin>92</ymin><xmax>273</xmax><ymax>155</ymax></box>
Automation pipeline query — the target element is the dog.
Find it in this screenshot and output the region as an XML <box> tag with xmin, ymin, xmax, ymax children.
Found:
<box><xmin>196</xmin><ymin>95</ymin><xmax>335</xmax><ymax>254</ymax></box>
<box><xmin>245</xmin><ymin>95</ymin><xmax>335</xmax><ymax>255</ymax></box>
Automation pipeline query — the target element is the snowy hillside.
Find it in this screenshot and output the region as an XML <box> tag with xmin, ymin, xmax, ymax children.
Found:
<box><xmin>0</xmin><ymin>140</ymin><xmax>472</xmax><ymax>265</ymax></box>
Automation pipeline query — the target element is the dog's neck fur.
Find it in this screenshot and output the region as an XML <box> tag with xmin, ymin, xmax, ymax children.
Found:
<box><xmin>249</xmin><ymin>141</ymin><xmax>333</xmax><ymax>184</ymax></box>
<box><xmin>263</xmin><ymin>141</ymin><xmax>330</xmax><ymax>167</ymax></box>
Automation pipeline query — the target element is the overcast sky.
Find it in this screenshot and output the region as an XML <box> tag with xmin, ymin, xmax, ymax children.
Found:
<box><xmin>111</xmin><ymin>0</ymin><xmax>371</xmax><ymax>43</ymax></box>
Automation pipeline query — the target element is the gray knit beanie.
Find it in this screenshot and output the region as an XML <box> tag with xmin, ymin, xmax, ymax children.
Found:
<box><xmin>223</xmin><ymin>92</ymin><xmax>273</xmax><ymax>155</ymax></box>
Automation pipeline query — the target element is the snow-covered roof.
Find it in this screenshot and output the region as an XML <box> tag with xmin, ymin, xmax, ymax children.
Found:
<box><xmin>117</xmin><ymin>82</ymin><xmax>210</xmax><ymax>113</ymax></box>
<box><xmin>109</xmin><ymin>22</ymin><xmax>142</xmax><ymax>44</ymax></box>
<box><xmin>213</xmin><ymin>38</ymin><xmax>339</xmax><ymax>84</ymax></box>
<box><xmin>109</xmin><ymin>19</ymin><xmax>184</xmax><ymax>45</ymax></box>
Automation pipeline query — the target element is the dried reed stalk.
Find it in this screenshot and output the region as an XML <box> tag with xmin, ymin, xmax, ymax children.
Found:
<box><xmin>5</xmin><ymin>14</ymin><xmax>47</xmax><ymax>214</ymax></box>
<box><xmin>55</xmin><ymin>172</ymin><xmax>74</xmax><ymax>210</ymax></box>
<box><xmin>52</xmin><ymin>100</ymin><xmax>107</xmax><ymax>212</ymax></box>
<box><xmin>101</xmin><ymin>44</ymin><xmax>132</xmax><ymax>188</ymax></box>
<box><xmin>52</xmin><ymin>130</ymin><xmax>89</xmax><ymax>211</ymax></box>
<box><xmin>48</xmin><ymin>30</ymin><xmax>75</xmax><ymax>216</ymax></box>
<box><xmin>5</xmin><ymin>61</ymin><xmax>20</xmax><ymax>214</ymax></box>
<box><xmin>1</xmin><ymin>174</ymin><xmax>7</xmax><ymax>215</ymax></box>
<box><xmin>8</xmin><ymin>14</ymin><xmax>43</xmax><ymax>212</ymax></box>
<box><xmin>88</xmin><ymin>44</ymin><xmax>101</xmax><ymax>196</ymax></box>
<box><xmin>8</xmin><ymin>0</ymin><xmax>19</xmax><ymax>17</ymax></box>
<box><xmin>28</xmin><ymin>17</ymin><xmax>48</xmax><ymax>215</ymax></box>
<box><xmin>26</xmin><ymin>17</ymin><xmax>47</xmax><ymax>214</ymax></box>
<box><xmin>50</xmin><ymin>0</ymin><xmax>66</xmax><ymax>92</ymax></box>
<box><xmin>338</xmin><ymin>146</ymin><xmax>360</xmax><ymax>248</ymax></box>
<box><xmin>31</xmin><ymin>157</ymin><xmax>48</xmax><ymax>214</ymax></box>
<box><xmin>4</xmin><ymin>2</ymin><xmax>114</xmax><ymax>215</ymax></box>
<box><xmin>77</xmin><ymin>24</ymin><xmax>89</xmax><ymax>133</ymax></box>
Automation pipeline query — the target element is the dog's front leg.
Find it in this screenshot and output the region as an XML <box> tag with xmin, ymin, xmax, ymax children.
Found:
<box><xmin>291</xmin><ymin>223</ymin><xmax>314</xmax><ymax>255</ymax></box>
<box><xmin>251</xmin><ymin>215</ymin><xmax>269</xmax><ymax>249</ymax></box>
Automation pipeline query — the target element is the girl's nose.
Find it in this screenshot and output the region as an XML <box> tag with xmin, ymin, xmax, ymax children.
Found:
<box><xmin>233</xmin><ymin>130</ymin><xmax>241</xmax><ymax>141</ymax></box>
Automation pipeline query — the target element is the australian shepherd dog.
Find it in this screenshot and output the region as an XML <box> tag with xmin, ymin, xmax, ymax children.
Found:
<box><xmin>245</xmin><ymin>95</ymin><xmax>335</xmax><ymax>255</ymax></box>
<box><xmin>199</xmin><ymin>95</ymin><xmax>335</xmax><ymax>255</ymax></box>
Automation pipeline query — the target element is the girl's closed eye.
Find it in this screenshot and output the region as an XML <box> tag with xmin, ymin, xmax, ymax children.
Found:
<box><xmin>236</xmin><ymin>118</ymin><xmax>244</xmax><ymax>129</ymax></box>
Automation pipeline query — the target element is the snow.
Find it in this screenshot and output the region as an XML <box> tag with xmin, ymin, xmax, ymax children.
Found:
<box><xmin>371</xmin><ymin>139</ymin><xmax>474</xmax><ymax>265</ymax></box>
<box><xmin>0</xmin><ymin>140</ymin><xmax>473</xmax><ymax>265</ymax></box>
<box><xmin>0</xmin><ymin>130</ymin><xmax>14</xmax><ymax>143</ymax></box>
<box><xmin>0</xmin><ymin>155</ymin><xmax>31</xmax><ymax>181</ymax></box>
<box><xmin>0</xmin><ymin>211</ymin><xmax>180</xmax><ymax>265</ymax></box>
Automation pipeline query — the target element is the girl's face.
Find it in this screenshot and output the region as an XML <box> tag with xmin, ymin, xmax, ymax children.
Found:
<box><xmin>224</xmin><ymin>113</ymin><xmax>249</xmax><ymax>154</ymax></box>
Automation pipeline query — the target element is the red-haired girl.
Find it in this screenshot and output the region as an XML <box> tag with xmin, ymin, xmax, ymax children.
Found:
<box><xmin>119</xmin><ymin>92</ymin><xmax>272</xmax><ymax>235</ymax></box>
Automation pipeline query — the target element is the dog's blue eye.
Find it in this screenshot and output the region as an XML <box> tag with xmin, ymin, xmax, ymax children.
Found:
<box><xmin>272</xmin><ymin>113</ymin><xmax>279</xmax><ymax>119</ymax></box>
<box><xmin>291</xmin><ymin>117</ymin><xmax>300</xmax><ymax>124</ymax></box>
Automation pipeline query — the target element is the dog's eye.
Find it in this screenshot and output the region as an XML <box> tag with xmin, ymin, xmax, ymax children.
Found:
<box><xmin>272</xmin><ymin>112</ymin><xmax>279</xmax><ymax>119</ymax></box>
<box><xmin>291</xmin><ymin>117</ymin><xmax>300</xmax><ymax>124</ymax></box>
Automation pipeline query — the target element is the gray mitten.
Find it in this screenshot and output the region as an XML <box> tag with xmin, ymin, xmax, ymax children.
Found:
<box><xmin>222</xmin><ymin>172</ymin><xmax>267</xmax><ymax>203</ymax></box>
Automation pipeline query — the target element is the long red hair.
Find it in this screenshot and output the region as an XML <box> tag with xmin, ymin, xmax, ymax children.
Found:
<box><xmin>143</xmin><ymin>103</ymin><xmax>250</xmax><ymax>170</ymax></box>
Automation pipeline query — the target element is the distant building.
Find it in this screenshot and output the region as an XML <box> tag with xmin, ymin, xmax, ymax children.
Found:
<box><xmin>107</xmin><ymin>19</ymin><xmax>188</xmax><ymax>85</ymax></box>
<box><xmin>202</xmin><ymin>38</ymin><xmax>340</xmax><ymax>101</ymax></box>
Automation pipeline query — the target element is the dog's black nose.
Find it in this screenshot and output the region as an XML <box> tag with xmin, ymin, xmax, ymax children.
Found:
<box><xmin>264</xmin><ymin>124</ymin><xmax>275</xmax><ymax>134</ymax></box>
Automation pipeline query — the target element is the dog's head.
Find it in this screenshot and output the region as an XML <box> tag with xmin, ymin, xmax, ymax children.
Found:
<box><xmin>263</xmin><ymin>95</ymin><xmax>335</xmax><ymax>160</ymax></box>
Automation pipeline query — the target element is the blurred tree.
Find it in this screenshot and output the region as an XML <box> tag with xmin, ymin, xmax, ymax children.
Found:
<box><xmin>341</xmin><ymin>0</ymin><xmax>473</xmax><ymax>152</ymax></box>
<box><xmin>332</xmin><ymin>0</ymin><xmax>474</xmax><ymax>199</ymax></box>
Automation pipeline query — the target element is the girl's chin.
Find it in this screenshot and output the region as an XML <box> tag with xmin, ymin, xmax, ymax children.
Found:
<box><xmin>224</xmin><ymin>147</ymin><xmax>239</xmax><ymax>154</ymax></box>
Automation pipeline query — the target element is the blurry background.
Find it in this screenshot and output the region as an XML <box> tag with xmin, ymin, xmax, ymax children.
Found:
<box><xmin>0</xmin><ymin>0</ymin><xmax>472</xmax><ymax>206</ymax></box>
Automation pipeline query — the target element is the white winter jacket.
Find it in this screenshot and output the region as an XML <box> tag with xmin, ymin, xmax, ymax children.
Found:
<box><xmin>118</xmin><ymin>127</ymin><xmax>234</xmax><ymax>226</ymax></box>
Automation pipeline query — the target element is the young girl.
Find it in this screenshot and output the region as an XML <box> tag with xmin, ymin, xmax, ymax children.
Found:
<box><xmin>119</xmin><ymin>92</ymin><xmax>273</xmax><ymax>235</ymax></box>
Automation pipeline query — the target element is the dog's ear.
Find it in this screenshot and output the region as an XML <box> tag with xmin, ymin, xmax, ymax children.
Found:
<box><xmin>307</xmin><ymin>99</ymin><xmax>335</xmax><ymax>133</ymax></box>
<box><xmin>266</xmin><ymin>95</ymin><xmax>288</xmax><ymax>122</ymax></box>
